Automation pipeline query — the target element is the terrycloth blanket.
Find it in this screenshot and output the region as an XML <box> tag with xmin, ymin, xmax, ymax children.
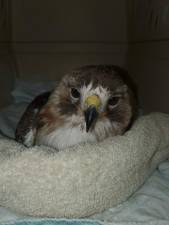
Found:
<box><xmin>0</xmin><ymin>113</ymin><xmax>169</xmax><ymax>219</ymax></box>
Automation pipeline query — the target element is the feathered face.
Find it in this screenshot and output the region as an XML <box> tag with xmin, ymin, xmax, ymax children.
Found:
<box><xmin>36</xmin><ymin>65</ymin><xmax>137</xmax><ymax>150</ymax></box>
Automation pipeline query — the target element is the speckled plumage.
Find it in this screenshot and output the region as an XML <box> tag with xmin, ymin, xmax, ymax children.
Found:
<box><xmin>15</xmin><ymin>65</ymin><xmax>138</xmax><ymax>150</ymax></box>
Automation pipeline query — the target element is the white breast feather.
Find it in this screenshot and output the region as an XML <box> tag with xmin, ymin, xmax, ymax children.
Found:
<box><xmin>37</xmin><ymin>115</ymin><xmax>112</xmax><ymax>151</ymax></box>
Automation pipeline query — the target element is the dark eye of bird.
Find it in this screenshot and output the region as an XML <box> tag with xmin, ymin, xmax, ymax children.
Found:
<box><xmin>71</xmin><ymin>88</ymin><xmax>80</xmax><ymax>99</ymax></box>
<box><xmin>108</xmin><ymin>96</ymin><xmax>120</xmax><ymax>107</ymax></box>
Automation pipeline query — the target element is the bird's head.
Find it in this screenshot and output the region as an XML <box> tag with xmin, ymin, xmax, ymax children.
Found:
<box><xmin>39</xmin><ymin>65</ymin><xmax>137</xmax><ymax>142</ymax></box>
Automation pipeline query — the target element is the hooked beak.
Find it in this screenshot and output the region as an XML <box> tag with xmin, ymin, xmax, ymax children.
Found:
<box><xmin>84</xmin><ymin>95</ymin><xmax>101</xmax><ymax>132</ymax></box>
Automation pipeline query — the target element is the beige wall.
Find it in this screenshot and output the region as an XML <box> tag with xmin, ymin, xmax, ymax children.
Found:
<box><xmin>2</xmin><ymin>0</ymin><xmax>169</xmax><ymax>113</ymax></box>
<box><xmin>11</xmin><ymin>0</ymin><xmax>128</xmax><ymax>80</ymax></box>
<box><xmin>128</xmin><ymin>42</ymin><xmax>169</xmax><ymax>113</ymax></box>
<box><xmin>11</xmin><ymin>0</ymin><xmax>128</xmax><ymax>42</ymax></box>
<box><xmin>0</xmin><ymin>0</ymin><xmax>15</xmax><ymax>108</ymax></box>
<box><xmin>127</xmin><ymin>0</ymin><xmax>169</xmax><ymax>113</ymax></box>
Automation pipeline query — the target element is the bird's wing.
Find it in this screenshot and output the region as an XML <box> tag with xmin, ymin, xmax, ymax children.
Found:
<box><xmin>15</xmin><ymin>91</ymin><xmax>51</xmax><ymax>147</ymax></box>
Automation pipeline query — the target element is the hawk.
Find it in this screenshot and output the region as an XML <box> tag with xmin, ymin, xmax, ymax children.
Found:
<box><xmin>15</xmin><ymin>65</ymin><xmax>137</xmax><ymax>150</ymax></box>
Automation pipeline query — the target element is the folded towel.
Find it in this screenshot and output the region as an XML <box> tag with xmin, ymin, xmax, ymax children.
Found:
<box><xmin>0</xmin><ymin>113</ymin><xmax>169</xmax><ymax>218</ymax></box>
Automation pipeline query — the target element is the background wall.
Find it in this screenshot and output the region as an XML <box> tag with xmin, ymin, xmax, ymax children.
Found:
<box><xmin>1</xmin><ymin>0</ymin><xmax>169</xmax><ymax>113</ymax></box>
<box><xmin>0</xmin><ymin>0</ymin><xmax>15</xmax><ymax>108</ymax></box>
<box><xmin>10</xmin><ymin>0</ymin><xmax>128</xmax><ymax>80</ymax></box>
<box><xmin>128</xmin><ymin>0</ymin><xmax>169</xmax><ymax>113</ymax></box>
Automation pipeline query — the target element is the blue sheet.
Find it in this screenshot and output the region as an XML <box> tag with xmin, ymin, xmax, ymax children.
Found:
<box><xmin>1</xmin><ymin>219</ymin><xmax>102</xmax><ymax>225</ymax></box>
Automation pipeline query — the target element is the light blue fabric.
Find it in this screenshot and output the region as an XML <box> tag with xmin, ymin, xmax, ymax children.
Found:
<box><xmin>1</xmin><ymin>219</ymin><xmax>103</xmax><ymax>225</ymax></box>
<box><xmin>12</xmin><ymin>79</ymin><xmax>57</xmax><ymax>103</ymax></box>
<box><xmin>1</xmin><ymin>218</ymin><xmax>169</xmax><ymax>225</ymax></box>
<box><xmin>0</xmin><ymin>103</ymin><xmax>28</xmax><ymax>138</ymax></box>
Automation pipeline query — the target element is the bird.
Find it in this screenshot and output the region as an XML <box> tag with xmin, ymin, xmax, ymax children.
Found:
<box><xmin>15</xmin><ymin>65</ymin><xmax>138</xmax><ymax>151</ymax></box>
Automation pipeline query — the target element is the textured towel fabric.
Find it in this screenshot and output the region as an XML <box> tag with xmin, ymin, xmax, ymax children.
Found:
<box><xmin>0</xmin><ymin>113</ymin><xmax>169</xmax><ymax>218</ymax></box>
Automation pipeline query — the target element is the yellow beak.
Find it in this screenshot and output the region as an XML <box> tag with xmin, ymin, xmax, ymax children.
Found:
<box><xmin>84</xmin><ymin>95</ymin><xmax>101</xmax><ymax>132</ymax></box>
<box><xmin>85</xmin><ymin>95</ymin><xmax>101</xmax><ymax>110</ymax></box>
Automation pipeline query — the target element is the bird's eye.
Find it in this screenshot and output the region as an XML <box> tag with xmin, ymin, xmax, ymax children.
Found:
<box><xmin>108</xmin><ymin>96</ymin><xmax>120</xmax><ymax>108</ymax></box>
<box><xmin>71</xmin><ymin>88</ymin><xmax>80</xmax><ymax>99</ymax></box>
